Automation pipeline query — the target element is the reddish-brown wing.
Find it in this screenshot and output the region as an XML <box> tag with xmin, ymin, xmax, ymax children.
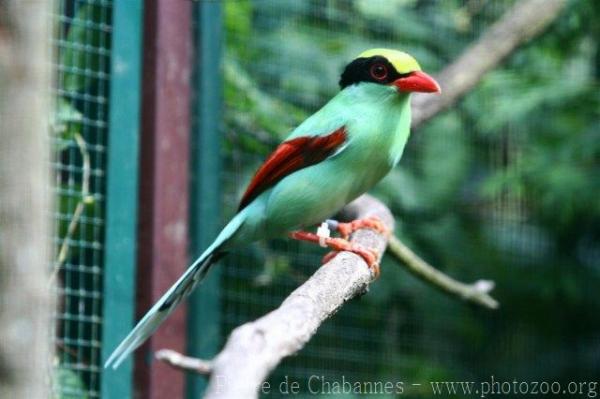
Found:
<box><xmin>238</xmin><ymin>127</ymin><xmax>347</xmax><ymax>211</ymax></box>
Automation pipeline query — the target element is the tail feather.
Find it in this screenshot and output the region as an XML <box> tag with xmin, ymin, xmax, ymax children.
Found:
<box><xmin>104</xmin><ymin>252</ymin><xmax>217</xmax><ymax>369</ymax></box>
<box><xmin>104</xmin><ymin>213</ymin><xmax>245</xmax><ymax>369</ymax></box>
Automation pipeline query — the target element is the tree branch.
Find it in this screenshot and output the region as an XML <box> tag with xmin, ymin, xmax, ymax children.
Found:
<box><xmin>158</xmin><ymin>195</ymin><xmax>500</xmax><ymax>396</ymax></box>
<box><xmin>387</xmin><ymin>236</ymin><xmax>498</xmax><ymax>309</ymax></box>
<box><xmin>155</xmin><ymin>349</ymin><xmax>213</xmax><ymax>375</ymax></box>
<box><xmin>160</xmin><ymin>195</ymin><xmax>392</xmax><ymax>398</ymax></box>
<box><xmin>50</xmin><ymin>133</ymin><xmax>94</xmax><ymax>284</ymax></box>
<box><xmin>411</xmin><ymin>0</ymin><xmax>567</xmax><ymax>128</ymax></box>
<box><xmin>202</xmin><ymin>195</ymin><xmax>393</xmax><ymax>398</ymax></box>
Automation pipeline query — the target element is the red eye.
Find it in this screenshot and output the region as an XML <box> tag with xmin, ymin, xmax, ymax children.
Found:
<box><xmin>370</xmin><ymin>63</ymin><xmax>388</xmax><ymax>80</ymax></box>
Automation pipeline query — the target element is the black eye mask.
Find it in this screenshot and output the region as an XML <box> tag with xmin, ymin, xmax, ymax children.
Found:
<box><xmin>339</xmin><ymin>56</ymin><xmax>408</xmax><ymax>89</ymax></box>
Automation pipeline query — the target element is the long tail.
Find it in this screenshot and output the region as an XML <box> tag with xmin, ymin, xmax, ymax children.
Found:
<box><xmin>104</xmin><ymin>213</ymin><xmax>245</xmax><ymax>369</ymax></box>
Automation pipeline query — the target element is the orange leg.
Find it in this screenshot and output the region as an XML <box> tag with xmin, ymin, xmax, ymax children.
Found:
<box><xmin>336</xmin><ymin>217</ymin><xmax>390</xmax><ymax>240</ymax></box>
<box><xmin>289</xmin><ymin>231</ymin><xmax>380</xmax><ymax>278</ymax></box>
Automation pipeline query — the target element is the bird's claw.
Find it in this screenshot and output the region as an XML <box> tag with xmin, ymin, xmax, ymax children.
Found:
<box><xmin>335</xmin><ymin>217</ymin><xmax>390</xmax><ymax>240</ymax></box>
<box><xmin>323</xmin><ymin>247</ymin><xmax>380</xmax><ymax>279</ymax></box>
<box><xmin>350</xmin><ymin>246</ymin><xmax>380</xmax><ymax>279</ymax></box>
<box><xmin>288</xmin><ymin>231</ymin><xmax>381</xmax><ymax>278</ymax></box>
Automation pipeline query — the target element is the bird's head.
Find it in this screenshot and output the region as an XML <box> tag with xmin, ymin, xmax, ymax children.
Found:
<box><xmin>339</xmin><ymin>48</ymin><xmax>441</xmax><ymax>94</ymax></box>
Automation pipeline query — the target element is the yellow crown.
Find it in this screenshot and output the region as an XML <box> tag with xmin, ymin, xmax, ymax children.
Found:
<box><xmin>358</xmin><ymin>48</ymin><xmax>421</xmax><ymax>74</ymax></box>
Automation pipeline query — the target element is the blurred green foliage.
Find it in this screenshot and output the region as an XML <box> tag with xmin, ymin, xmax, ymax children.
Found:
<box><xmin>53</xmin><ymin>364</ymin><xmax>89</xmax><ymax>399</ymax></box>
<box><xmin>220</xmin><ymin>0</ymin><xmax>599</xmax><ymax>396</ymax></box>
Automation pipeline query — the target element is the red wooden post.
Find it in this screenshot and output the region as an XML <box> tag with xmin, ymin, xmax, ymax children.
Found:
<box><xmin>136</xmin><ymin>1</ymin><xmax>192</xmax><ymax>398</ymax></box>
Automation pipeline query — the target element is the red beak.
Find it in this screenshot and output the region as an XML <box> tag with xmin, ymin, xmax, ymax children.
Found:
<box><xmin>393</xmin><ymin>71</ymin><xmax>441</xmax><ymax>94</ymax></box>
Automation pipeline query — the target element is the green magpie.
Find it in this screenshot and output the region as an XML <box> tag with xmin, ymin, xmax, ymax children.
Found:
<box><xmin>105</xmin><ymin>48</ymin><xmax>441</xmax><ymax>368</ymax></box>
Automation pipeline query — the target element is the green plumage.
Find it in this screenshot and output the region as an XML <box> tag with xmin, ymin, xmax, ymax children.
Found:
<box><xmin>105</xmin><ymin>49</ymin><xmax>436</xmax><ymax>369</ymax></box>
<box><xmin>232</xmin><ymin>83</ymin><xmax>412</xmax><ymax>243</ymax></box>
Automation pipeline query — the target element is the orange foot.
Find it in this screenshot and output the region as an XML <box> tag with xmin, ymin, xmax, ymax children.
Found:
<box><xmin>335</xmin><ymin>217</ymin><xmax>390</xmax><ymax>240</ymax></box>
<box><xmin>290</xmin><ymin>231</ymin><xmax>380</xmax><ymax>278</ymax></box>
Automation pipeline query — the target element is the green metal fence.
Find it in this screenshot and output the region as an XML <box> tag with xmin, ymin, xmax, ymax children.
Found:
<box><xmin>51</xmin><ymin>1</ymin><xmax>112</xmax><ymax>397</ymax></box>
<box><xmin>52</xmin><ymin>1</ymin><xmax>141</xmax><ymax>398</ymax></box>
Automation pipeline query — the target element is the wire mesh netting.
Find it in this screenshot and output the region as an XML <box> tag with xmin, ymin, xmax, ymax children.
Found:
<box><xmin>219</xmin><ymin>0</ymin><xmax>599</xmax><ymax>397</ymax></box>
<box><xmin>44</xmin><ymin>0</ymin><xmax>599</xmax><ymax>397</ymax></box>
<box><xmin>51</xmin><ymin>1</ymin><xmax>112</xmax><ymax>397</ymax></box>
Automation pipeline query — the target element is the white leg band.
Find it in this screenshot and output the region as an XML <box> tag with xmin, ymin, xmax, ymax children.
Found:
<box><xmin>316</xmin><ymin>222</ymin><xmax>331</xmax><ymax>248</ymax></box>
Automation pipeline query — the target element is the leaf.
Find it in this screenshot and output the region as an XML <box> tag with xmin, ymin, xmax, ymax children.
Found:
<box><xmin>52</xmin><ymin>98</ymin><xmax>83</xmax><ymax>151</ymax></box>
<box><xmin>53</xmin><ymin>364</ymin><xmax>89</xmax><ymax>399</ymax></box>
<box><xmin>60</xmin><ymin>4</ymin><xmax>107</xmax><ymax>92</ymax></box>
